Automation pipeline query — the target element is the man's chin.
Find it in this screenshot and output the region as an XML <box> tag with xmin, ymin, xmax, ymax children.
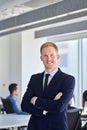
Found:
<box><xmin>45</xmin><ymin>66</ymin><xmax>53</xmax><ymax>70</ymax></box>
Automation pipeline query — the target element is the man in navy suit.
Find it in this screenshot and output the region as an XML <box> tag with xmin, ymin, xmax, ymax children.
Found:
<box><xmin>21</xmin><ymin>42</ymin><xmax>75</xmax><ymax>130</ymax></box>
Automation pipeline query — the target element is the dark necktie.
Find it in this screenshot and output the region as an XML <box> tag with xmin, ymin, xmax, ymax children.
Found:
<box><xmin>44</xmin><ymin>74</ymin><xmax>50</xmax><ymax>90</ymax></box>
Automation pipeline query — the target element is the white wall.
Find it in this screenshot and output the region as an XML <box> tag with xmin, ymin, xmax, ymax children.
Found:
<box><xmin>0</xmin><ymin>33</ymin><xmax>22</xmax><ymax>100</ymax></box>
<box><xmin>21</xmin><ymin>30</ymin><xmax>46</xmax><ymax>97</ymax></box>
<box><xmin>9</xmin><ymin>33</ymin><xmax>21</xmax><ymax>86</ymax></box>
<box><xmin>0</xmin><ymin>35</ymin><xmax>10</xmax><ymax>98</ymax></box>
<box><xmin>0</xmin><ymin>30</ymin><xmax>46</xmax><ymax>100</ymax></box>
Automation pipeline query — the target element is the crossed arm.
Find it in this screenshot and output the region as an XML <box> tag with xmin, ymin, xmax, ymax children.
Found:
<box><xmin>21</xmin><ymin>76</ymin><xmax>75</xmax><ymax>115</ymax></box>
<box><xmin>30</xmin><ymin>92</ymin><xmax>63</xmax><ymax>115</ymax></box>
<box><xmin>30</xmin><ymin>92</ymin><xmax>63</xmax><ymax>105</ymax></box>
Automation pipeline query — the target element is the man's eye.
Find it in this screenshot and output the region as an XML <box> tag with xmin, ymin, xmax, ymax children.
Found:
<box><xmin>44</xmin><ymin>55</ymin><xmax>47</xmax><ymax>57</ymax></box>
<box><xmin>51</xmin><ymin>55</ymin><xmax>54</xmax><ymax>57</ymax></box>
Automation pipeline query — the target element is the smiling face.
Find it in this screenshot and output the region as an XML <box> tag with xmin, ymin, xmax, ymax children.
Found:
<box><xmin>40</xmin><ymin>46</ymin><xmax>60</xmax><ymax>73</ymax></box>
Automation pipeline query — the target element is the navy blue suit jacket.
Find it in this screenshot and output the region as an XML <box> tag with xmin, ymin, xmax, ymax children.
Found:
<box><xmin>21</xmin><ymin>68</ymin><xmax>75</xmax><ymax>130</ymax></box>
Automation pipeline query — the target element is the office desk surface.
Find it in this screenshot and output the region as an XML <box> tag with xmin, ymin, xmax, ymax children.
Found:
<box><xmin>0</xmin><ymin>114</ymin><xmax>30</xmax><ymax>129</ymax></box>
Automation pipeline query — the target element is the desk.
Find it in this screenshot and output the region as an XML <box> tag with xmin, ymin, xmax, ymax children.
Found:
<box><xmin>0</xmin><ymin>114</ymin><xmax>30</xmax><ymax>129</ymax></box>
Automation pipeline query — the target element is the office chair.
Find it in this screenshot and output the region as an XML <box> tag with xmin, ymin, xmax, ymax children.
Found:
<box><xmin>67</xmin><ymin>109</ymin><xmax>82</xmax><ymax>130</ymax></box>
<box><xmin>1</xmin><ymin>97</ymin><xmax>27</xmax><ymax>130</ymax></box>
<box><xmin>1</xmin><ymin>97</ymin><xmax>14</xmax><ymax>114</ymax></box>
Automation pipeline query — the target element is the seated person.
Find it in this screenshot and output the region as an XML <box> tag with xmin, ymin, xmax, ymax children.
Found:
<box><xmin>7</xmin><ymin>83</ymin><xmax>28</xmax><ymax>115</ymax></box>
<box><xmin>82</xmin><ymin>90</ymin><xmax>87</xmax><ymax>114</ymax></box>
<box><xmin>68</xmin><ymin>96</ymin><xmax>76</xmax><ymax>109</ymax></box>
<box><xmin>68</xmin><ymin>97</ymin><xmax>82</xmax><ymax>130</ymax></box>
<box><xmin>80</xmin><ymin>90</ymin><xmax>87</xmax><ymax>130</ymax></box>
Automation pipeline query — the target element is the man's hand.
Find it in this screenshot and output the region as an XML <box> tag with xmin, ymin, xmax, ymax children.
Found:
<box><xmin>54</xmin><ymin>92</ymin><xmax>63</xmax><ymax>100</ymax></box>
<box><xmin>30</xmin><ymin>96</ymin><xmax>37</xmax><ymax>105</ymax></box>
<box><xmin>30</xmin><ymin>92</ymin><xmax>62</xmax><ymax>105</ymax></box>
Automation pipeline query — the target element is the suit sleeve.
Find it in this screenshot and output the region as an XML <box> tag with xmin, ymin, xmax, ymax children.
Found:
<box><xmin>21</xmin><ymin>76</ymin><xmax>43</xmax><ymax>116</ymax></box>
<box><xmin>35</xmin><ymin>76</ymin><xmax>75</xmax><ymax>113</ymax></box>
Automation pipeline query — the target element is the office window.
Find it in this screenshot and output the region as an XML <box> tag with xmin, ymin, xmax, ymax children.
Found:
<box><xmin>82</xmin><ymin>38</ymin><xmax>87</xmax><ymax>92</ymax></box>
<box><xmin>56</xmin><ymin>40</ymin><xmax>81</xmax><ymax>107</ymax></box>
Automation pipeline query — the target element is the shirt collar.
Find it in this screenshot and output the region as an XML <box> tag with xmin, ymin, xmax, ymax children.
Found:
<box><xmin>44</xmin><ymin>68</ymin><xmax>58</xmax><ymax>77</ymax></box>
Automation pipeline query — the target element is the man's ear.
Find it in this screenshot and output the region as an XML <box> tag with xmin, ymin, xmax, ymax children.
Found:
<box><xmin>40</xmin><ymin>56</ymin><xmax>42</xmax><ymax>61</ymax></box>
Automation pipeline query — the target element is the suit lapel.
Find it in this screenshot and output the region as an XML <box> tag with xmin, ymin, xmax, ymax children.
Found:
<box><xmin>49</xmin><ymin>69</ymin><xmax>61</xmax><ymax>88</ymax></box>
<box><xmin>38</xmin><ymin>72</ymin><xmax>44</xmax><ymax>96</ymax></box>
<box><xmin>43</xmin><ymin>69</ymin><xmax>62</xmax><ymax>97</ymax></box>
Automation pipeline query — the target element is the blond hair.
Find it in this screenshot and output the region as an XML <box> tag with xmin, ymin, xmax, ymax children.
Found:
<box><xmin>40</xmin><ymin>42</ymin><xmax>58</xmax><ymax>54</ymax></box>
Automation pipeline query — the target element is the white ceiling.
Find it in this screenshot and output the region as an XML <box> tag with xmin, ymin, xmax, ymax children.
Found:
<box><xmin>0</xmin><ymin>0</ymin><xmax>62</xmax><ymax>21</ymax></box>
<box><xmin>0</xmin><ymin>0</ymin><xmax>87</xmax><ymax>37</ymax></box>
<box><xmin>24</xmin><ymin>0</ymin><xmax>63</xmax><ymax>8</ymax></box>
<box><xmin>0</xmin><ymin>0</ymin><xmax>30</xmax><ymax>10</ymax></box>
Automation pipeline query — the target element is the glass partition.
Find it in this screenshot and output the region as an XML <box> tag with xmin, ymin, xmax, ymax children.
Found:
<box><xmin>55</xmin><ymin>38</ymin><xmax>87</xmax><ymax>108</ymax></box>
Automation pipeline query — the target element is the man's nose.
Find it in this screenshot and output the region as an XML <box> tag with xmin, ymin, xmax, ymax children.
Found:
<box><xmin>47</xmin><ymin>56</ymin><xmax>51</xmax><ymax>60</ymax></box>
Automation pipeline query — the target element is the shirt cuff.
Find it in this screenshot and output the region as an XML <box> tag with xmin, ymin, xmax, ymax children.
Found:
<box><xmin>34</xmin><ymin>97</ymin><xmax>38</xmax><ymax>105</ymax></box>
<box><xmin>43</xmin><ymin>110</ymin><xmax>48</xmax><ymax>115</ymax></box>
